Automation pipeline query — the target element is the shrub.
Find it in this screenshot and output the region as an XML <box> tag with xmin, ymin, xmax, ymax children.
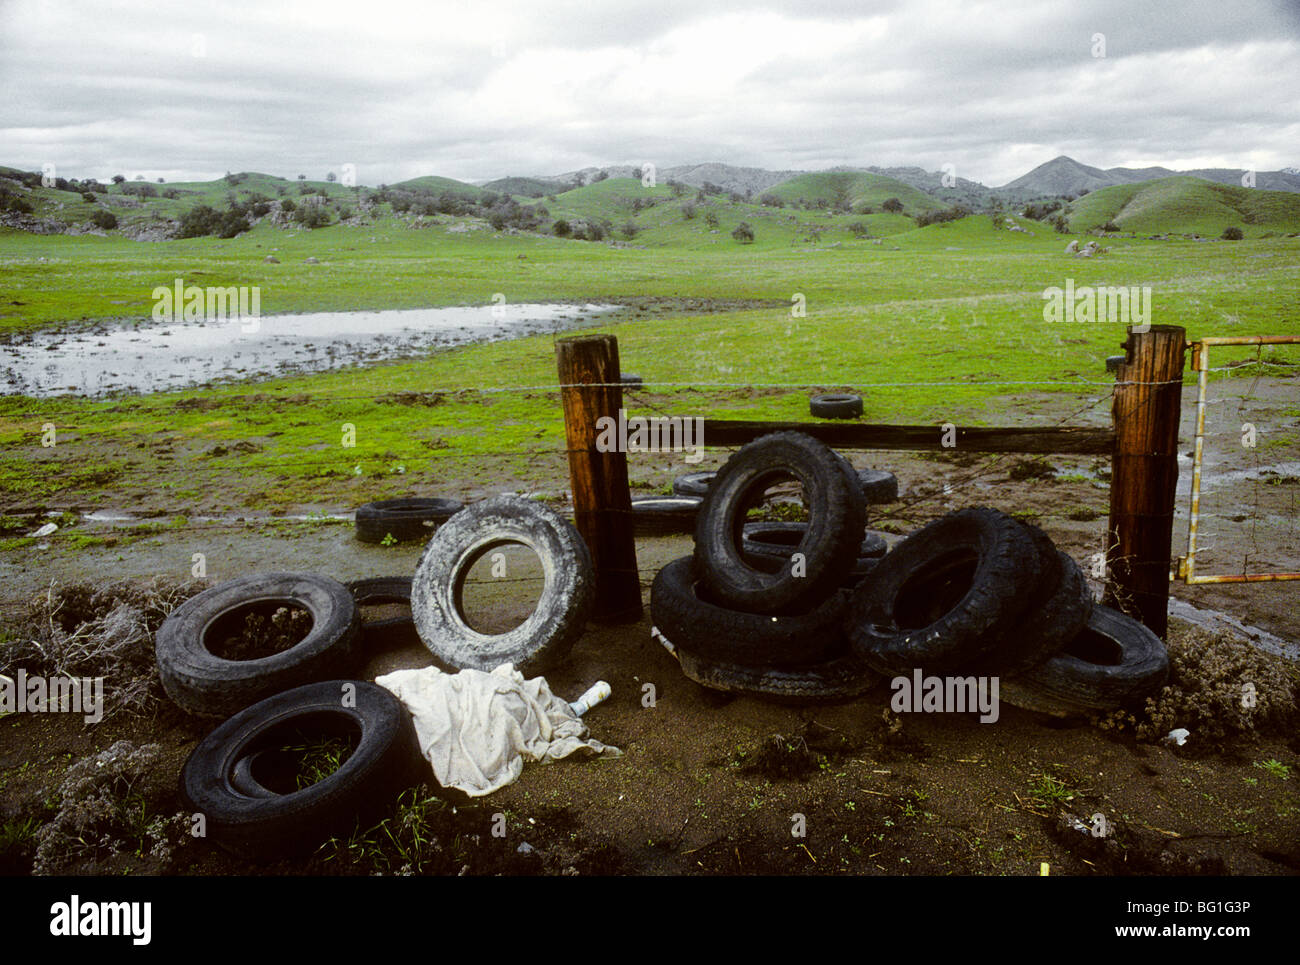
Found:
<box><xmin>1100</xmin><ymin>220</ymin><xmax>1121</xmax><ymax>232</ymax></box>
<box><xmin>914</xmin><ymin>204</ymin><xmax>971</xmax><ymax>227</ymax></box>
<box><xmin>294</xmin><ymin>205</ymin><xmax>331</xmax><ymax>229</ymax></box>
<box><xmin>279</xmin><ymin>198</ymin><xmax>296</xmax><ymax>214</ymax></box>
<box><xmin>731</xmin><ymin>221</ymin><xmax>755</xmax><ymax>243</ymax></box>
<box><xmin>1221</xmin><ymin>226</ymin><xmax>1244</xmax><ymax>240</ymax></box>
<box><xmin>80</xmin><ymin>192</ymin><xmax>96</xmax><ymax>203</ymax></box>
<box><xmin>681</xmin><ymin>202</ymin><xmax>696</xmax><ymax>220</ymax></box>
<box><xmin>552</xmin><ymin>219</ymin><xmax>571</xmax><ymax>237</ymax></box>
<box><xmin>759</xmin><ymin>193</ymin><xmax>784</xmax><ymax>208</ymax></box>
<box><xmin>32</xmin><ymin>741</ymin><xmax>190</xmax><ymax>874</ymax></box>
<box><xmin>704</xmin><ymin>210</ymin><xmax>719</xmax><ymax>228</ymax></box>
<box><xmin>620</xmin><ymin>221</ymin><xmax>639</xmax><ymax>239</ymax></box>
<box><xmin>1051</xmin><ymin>214</ymin><xmax>1070</xmax><ymax>234</ymax></box>
<box><xmin>847</xmin><ymin>221</ymin><xmax>869</xmax><ymax>238</ymax></box>
<box><xmin>881</xmin><ymin>197</ymin><xmax>904</xmax><ymax>213</ymax></box>
<box><xmin>89</xmin><ymin>210</ymin><xmax>117</xmax><ymax>230</ymax></box>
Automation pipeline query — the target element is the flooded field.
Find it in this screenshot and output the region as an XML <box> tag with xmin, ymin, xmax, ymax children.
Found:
<box><xmin>0</xmin><ymin>302</ymin><xmax>619</xmax><ymax>397</ymax></box>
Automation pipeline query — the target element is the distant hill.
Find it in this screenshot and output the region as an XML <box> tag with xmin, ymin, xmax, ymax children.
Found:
<box><xmin>1003</xmin><ymin>155</ymin><xmax>1300</xmax><ymax>197</ymax></box>
<box><xmin>764</xmin><ymin>171</ymin><xmax>944</xmax><ymax>214</ymax></box>
<box><xmin>389</xmin><ymin>175</ymin><xmax>483</xmax><ymax>199</ymax></box>
<box><xmin>1066</xmin><ymin>176</ymin><xmax>1300</xmax><ymax>236</ymax></box>
<box><xmin>481</xmin><ymin>176</ymin><xmax>553</xmax><ymax>197</ymax></box>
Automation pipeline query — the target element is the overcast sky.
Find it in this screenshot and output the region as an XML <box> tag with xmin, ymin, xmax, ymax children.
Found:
<box><xmin>2</xmin><ymin>0</ymin><xmax>1297</xmax><ymax>187</ymax></box>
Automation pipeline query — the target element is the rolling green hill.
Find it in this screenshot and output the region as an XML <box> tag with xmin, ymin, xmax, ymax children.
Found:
<box><xmin>1067</xmin><ymin>176</ymin><xmax>1300</xmax><ymax>237</ymax></box>
<box><xmin>764</xmin><ymin>171</ymin><xmax>944</xmax><ymax>215</ymax></box>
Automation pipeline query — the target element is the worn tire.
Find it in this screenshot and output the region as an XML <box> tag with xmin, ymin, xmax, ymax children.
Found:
<box><xmin>810</xmin><ymin>394</ymin><xmax>863</xmax><ymax>419</ymax></box>
<box><xmin>669</xmin><ymin>636</ymin><xmax>878</xmax><ymax>703</ymax></box>
<box><xmin>672</xmin><ymin>471</ymin><xmax>716</xmax><ymax>498</ymax></box>
<box><xmin>345</xmin><ymin>576</ymin><xmax>419</xmax><ymax>651</ymax></box>
<box><xmin>354</xmin><ymin>497</ymin><xmax>464</xmax><ymax>544</ymax></box>
<box><xmin>833</xmin><ymin>452</ymin><xmax>899</xmax><ymax>505</ymax></box>
<box><xmin>180</xmin><ymin>680</ymin><xmax>427</xmax><ymax>859</ymax></box>
<box><xmin>847</xmin><ymin>507</ymin><xmax>1048</xmax><ymax>675</ymax></box>
<box><xmin>156</xmin><ymin>573</ymin><xmax>361</xmax><ymax>718</ymax></box>
<box><xmin>651</xmin><ymin>556</ymin><xmax>847</xmax><ymax>667</ymax></box>
<box><xmin>964</xmin><ymin>523</ymin><xmax>1094</xmax><ymax>676</ymax></box>
<box><xmin>631</xmin><ymin>496</ymin><xmax>701</xmax><ymax>536</ymax></box>
<box><xmin>411</xmin><ymin>495</ymin><xmax>594</xmax><ymax>674</ymax></box>
<box><xmin>740</xmin><ymin>521</ymin><xmax>884</xmax><ymax>589</ymax></box>
<box><xmin>694</xmin><ymin>432</ymin><xmax>867</xmax><ymax>615</ymax></box>
<box><xmin>1000</xmin><ymin>605</ymin><xmax>1170</xmax><ymax>715</ymax></box>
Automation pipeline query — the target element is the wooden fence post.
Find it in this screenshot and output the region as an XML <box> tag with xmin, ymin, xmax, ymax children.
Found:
<box><xmin>1104</xmin><ymin>324</ymin><xmax>1187</xmax><ymax>639</ymax></box>
<box><xmin>556</xmin><ymin>334</ymin><xmax>643</xmax><ymax>624</ymax></box>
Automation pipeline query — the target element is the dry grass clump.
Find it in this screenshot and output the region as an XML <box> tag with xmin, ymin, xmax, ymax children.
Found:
<box><xmin>1097</xmin><ymin>623</ymin><xmax>1297</xmax><ymax>747</ymax></box>
<box><xmin>32</xmin><ymin>740</ymin><xmax>189</xmax><ymax>875</ymax></box>
<box><xmin>0</xmin><ymin>577</ymin><xmax>206</xmax><ymax>719</ymax></box>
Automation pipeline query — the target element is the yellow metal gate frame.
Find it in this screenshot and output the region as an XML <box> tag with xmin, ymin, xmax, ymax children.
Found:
<box><xmin>1176</xmin><ymin>335</ymin><xmax>1300</xmax><ymax>584</ymax></box>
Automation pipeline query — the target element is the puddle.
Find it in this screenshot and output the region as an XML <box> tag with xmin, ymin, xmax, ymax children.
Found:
<box><xmin>1174</xmin><ymin>455</ymin><xmax>1300</xmax><ymax>497</ymax></box>
<box><xmin>0</xmin><ymin>303</ymin><xmax>619</xmax><ymax>397</ymax></box>
<box><xmin>1169</xmin><ymin>598</ymin><xmax>1298</xmax><ymax>661</ymax></box>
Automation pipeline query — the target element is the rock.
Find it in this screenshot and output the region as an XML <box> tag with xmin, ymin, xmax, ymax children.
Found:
<box><xmin>263</xmin><ymin>255</ymin><xmax>280</xmax><ymax>264</ymax></box>
<box><xmin>1076</xmin><ymin>248</ymin><xmax>1093</xmax><ymax>257</ymax></box>
<box><xmin>304</xmin><ymin>256</ymin><xmax>319</xmax><ymax>264</ymax></box>
<box><xmin>1065</xmin><ymin>240</ymin><xmax>1079</xmax><ymax>253</ymax></box>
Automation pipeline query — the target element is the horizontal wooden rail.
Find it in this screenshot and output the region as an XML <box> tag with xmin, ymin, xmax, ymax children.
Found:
<box><xmin>691</xmin><ymin>420</ymin><xmax>1115</xmax><ymax>454</ymax></box>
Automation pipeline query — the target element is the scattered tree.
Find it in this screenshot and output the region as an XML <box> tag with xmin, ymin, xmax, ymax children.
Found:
<box><xmin>731</xmin><ymin>221</ymin><xmax>755</xmax><ymax>243</ymax></box>
<box><xmin>1221</xmin><ymin>226</ymin><xmax>1244</xmax><ymax>240</ymax></box>
<box><xmin>89</xmin><ymin>210</ymin><xmax>117</xmax><ymax>230</ymax></box>
<box><xmin>881</xmin><ymin>197</ymin><xmax>904</xmax><ymax>214</ymax></box>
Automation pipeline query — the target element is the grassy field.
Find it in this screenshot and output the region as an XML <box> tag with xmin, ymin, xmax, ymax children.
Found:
<box><xmin>1</xmin><ymin>204</ymin><xmax>1297</xmax><ymax>525</ymax></box>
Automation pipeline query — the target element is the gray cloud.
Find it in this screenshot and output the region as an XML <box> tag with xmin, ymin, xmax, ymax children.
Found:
<box><xmin>1</xmin><ymin>0</ymin><xmax>1295</xmax><ymax>186</ymax></box>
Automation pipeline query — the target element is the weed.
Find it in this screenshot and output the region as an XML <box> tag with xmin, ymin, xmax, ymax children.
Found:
<box><xmin>1254</xmin><ymin>759</ymin><xmax>1291</xmax><ymax>781</ymax></box>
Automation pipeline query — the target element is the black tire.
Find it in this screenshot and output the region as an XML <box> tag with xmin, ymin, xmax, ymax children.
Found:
<box><xmin>410</xmin><ymin>495</ymin><xmax>594</xmax><ymax>674</ymax></box>
<box><xmin>651</xmin><ymin>556</ymin><xmax>847</xmax><ymax>667</ymax></box>
<box><xmin>810</xmin><ymin>394</ymin><xmax>863</xmax><ymax>419</ymax></box>
<box><xmin>672</xmin><ymin>471</ymin><xmax>716</xmax><ymax>498</ymax></box>
<box><xmin>156</xmin><ymin>573</ymin><xmax>361</xmax><ymax>718</ymax></box>
<box><xmin>354</xmin><ymin>497</ymin><xmax>464</xmax><ymax>544</ymax></box>
<box><xmin>621</xmin><ymin>373</ymin><xmax>644</xmax><ymax>386</ymax></box>
<box><xmin>964</xmin><ymin>524</ymin><xmax>1094</xmax><ymax>676</ymax></box>
<box><xmin>631</xmin><ymin>496</ymin><xmax>701</xmax><ymax>536</ymax></box>
<box><xmin>832</xmin><ymin>452</ymin><xmax>899</xmax><ymax>504</ymax></box>
<box><xmin>693</xmin><ymin>432</ymin><xmax>867</xmax><ymax>615</ymax></box>
<box><xmin>180</xmin><ymin>680</ymin><xmax>427</xmax><ymax>859</ymax></box>
<box><xmin>846</xmin><ymin>507</ymin><xmax>1049</xmax><ymax>675</ymax></box>
<box><xmin>740</xmin><ymin>521</ymin><xmax>884</xmax><ymax>589</ymax></box>
<box><xmin>1105</xmin><ymin>355</ymin><xmax>1124</xmax><ymax>374</ymax></box>
<box><xmin>667</xmin><ymin>635</ymin><xmax>878</xmax><ymax>703</ymax></box>
<box><xmin>1000</xmin><ymin>605</ymin><xmax>1170</xmax><ymax>715</ymax></box>
<box><xmin>345</xmin><ymin>576</ymin><xmax>419</xmax><ymax>651</ymax></box>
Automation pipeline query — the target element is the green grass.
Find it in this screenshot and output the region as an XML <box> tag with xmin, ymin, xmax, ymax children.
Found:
<box><xmin>764</xmin><ymin>171</ymin><xmax>945</xmax><ymax>215</ymax></box>
<box><xmin>0</xmin><ymin>205</ymin><xmax>1296</xmax><ymax>512</ymax></box>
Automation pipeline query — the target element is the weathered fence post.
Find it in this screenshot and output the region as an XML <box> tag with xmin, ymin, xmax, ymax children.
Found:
<box><xmin>556</xmin><ymin>334</ymin><xmax>643</xmax><ymax>623</ymax></box>
<box><xmin>1104</xmin><ymin>324</ymin><xmax>1187</xmax><ymax>639</ymax></box>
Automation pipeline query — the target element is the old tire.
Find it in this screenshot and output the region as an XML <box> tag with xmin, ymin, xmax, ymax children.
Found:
<box><xmin>694</xmin><ymin>432</ymin><xmax>867</xmax><ymax>615</ymax></box>
<box><xmin>810</xmin><ymin>394</ymin><xmax>863</xmax><ymax>419</ymax></box>
<box><xmin>345</xmin><ymin>576</ymin><xmax>419</xmax><ymax>650</ymax></box>
<box><xmin>1000</xmin><ymin>605</ymin><xmax>1170</xmax><ymax>715</ymax></box>
<box><xmin>180</xmin><ymin>680</ymin><xmax>427</xmax><ymax>859</ymax></box>
<box><xmin>672</xmin><ymin>472</ymin><xmax>716</xmax><ymax>498</ymax></box>
<box><xmin>156</xmin><ymin>573</ymin><xmax>361</xmax><ymax>718</ymax></box>
<box><xmin>631</xmin><ymin>496</ymin><xmax>701</xmax><ymax>536</ymax></box>
<box><xmin>410</xmin><ymin>495</ymin><xmax>594</xmax><ymax>674</ymax></box>
<box><xmin>667</xmin><ymin>635</ymin><xmax>878</xmax><ymax>703</ymax></box>
<box><xmin>964</xmin><ymin>524</ymin><xmax>1094</xmax><ymax>676</ymax></box>
<box><xmin>847</xmin><ymin>507</ymin><xmax>1048</xmax><ymax>675</ymax></box>
<box><xmin>651</xmin><ymin>556</ymin><xmax>847</xmax><ymax>667</ymax></box>
<box><xmin>354</xmin><ymin>498</ymin><xmax>464</xmax><ymax>544</ymax></box>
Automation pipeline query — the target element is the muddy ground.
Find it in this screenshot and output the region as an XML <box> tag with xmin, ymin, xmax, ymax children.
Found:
<box><xmin>0</xmin><ymin>381</ymin><xmax>1296</xmax><ymax>877</ymax></box>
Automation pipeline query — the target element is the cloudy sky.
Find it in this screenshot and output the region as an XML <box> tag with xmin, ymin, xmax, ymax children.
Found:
<box><xmin>2</xmin><ymin>0</ymin><xmax>1297</xmax><ymax>187</ymax></box>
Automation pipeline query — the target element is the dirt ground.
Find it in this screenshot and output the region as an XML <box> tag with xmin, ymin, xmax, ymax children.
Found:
<box><xmin>1</xmin><ymin>381</ymin><xmax>1297</xmax><ymax>877</ymax></box>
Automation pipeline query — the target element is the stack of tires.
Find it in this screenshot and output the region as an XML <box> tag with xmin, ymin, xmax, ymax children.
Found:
<box><xmin>155</xmin><ymin>573</ymin><xmax>429</xmax><ymax>861</ymax></box>
<box><xmin>653</xmin><ymin>431</ymin><xmax>1170</xmax><ymax>715</ymax></box>
<box><xmin>847</xmin><ymin>507</ymin><xmax>1170</xmax><ymax>715</ymax></box>
<box><xmin>652</xmin><ymin>432</ymin><xmax>884</xmax><ymax>701</ymax></box>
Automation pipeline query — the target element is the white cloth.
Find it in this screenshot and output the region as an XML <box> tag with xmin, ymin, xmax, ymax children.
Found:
<box><xmin>375</xmin><ymin>664</ymin><xmax>621</xmax><ymax>797</ymax></box>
